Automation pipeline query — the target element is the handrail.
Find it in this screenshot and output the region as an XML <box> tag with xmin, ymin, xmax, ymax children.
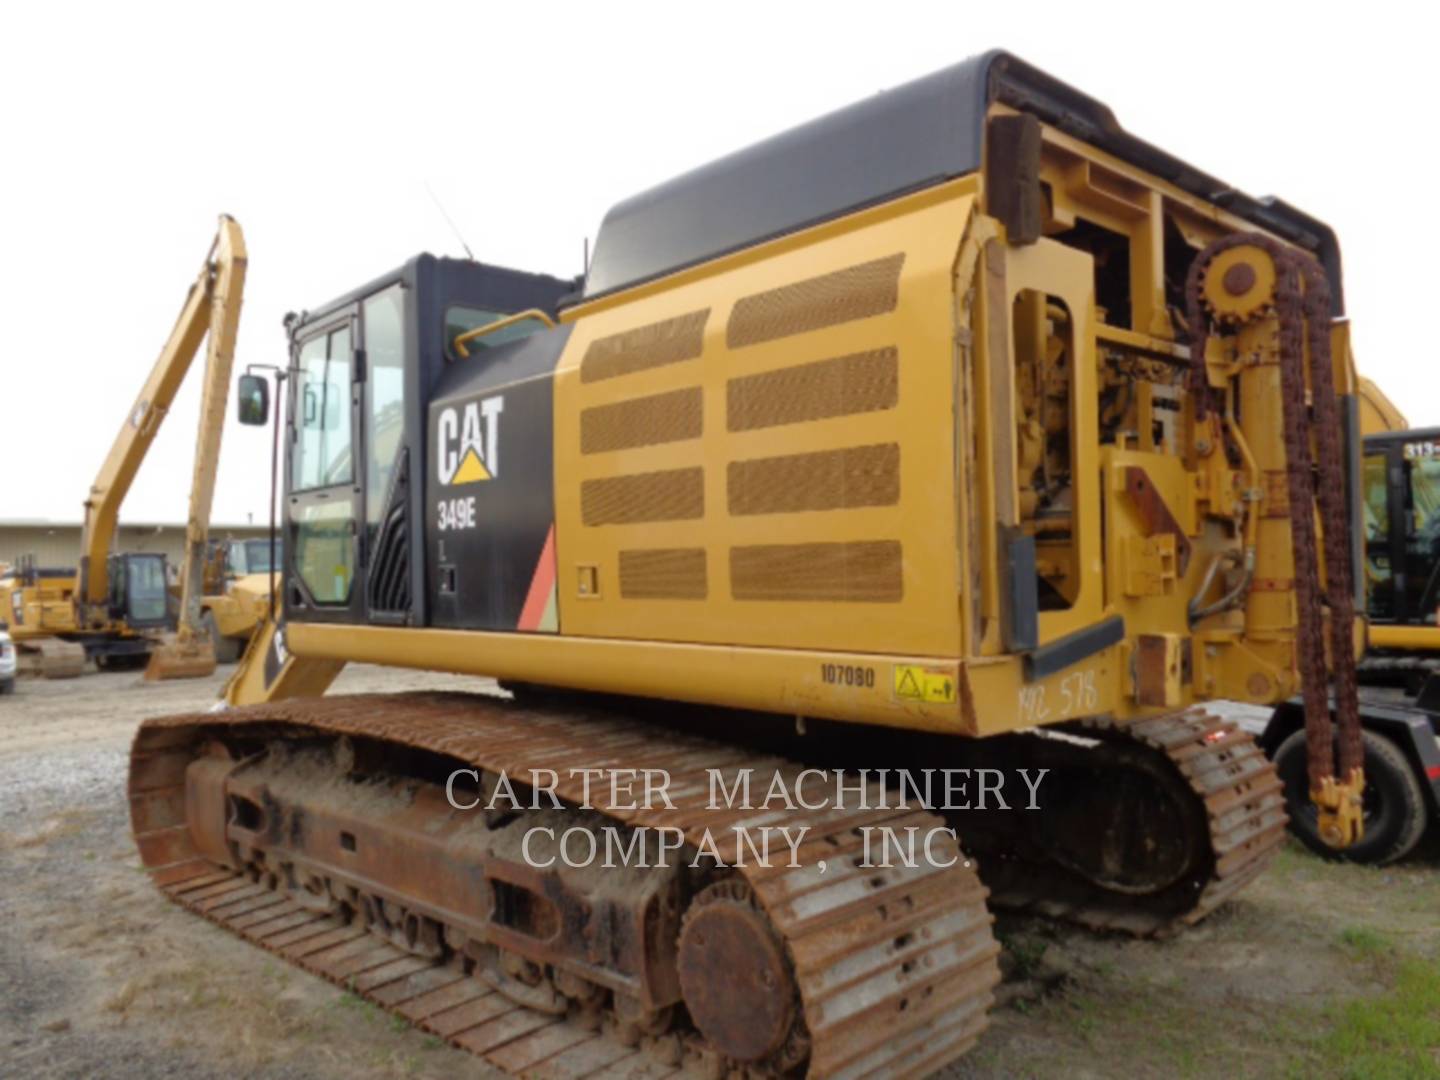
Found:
<box><xmin>452</xmin><ymin>308</ymin><xmax>555</xmax><ymax>358</ymax></box>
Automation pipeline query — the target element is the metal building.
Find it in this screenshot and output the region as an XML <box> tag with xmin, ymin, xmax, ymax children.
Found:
<box><xmin>0</xmin><ymin>519</ymin><xmax>269</xmax><ymax>571</ymax></box>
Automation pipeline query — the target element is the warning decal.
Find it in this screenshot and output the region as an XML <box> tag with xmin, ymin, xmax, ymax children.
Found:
<box><xmin>893</xmin><ymin>664</ymin><xmax>958</xmax><ymax>704</ymax></box>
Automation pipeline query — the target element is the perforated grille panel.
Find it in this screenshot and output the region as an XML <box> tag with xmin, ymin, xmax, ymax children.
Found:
<box><xmin>618</xmin><ymin>548</ymin><xmax>708</xmax><ymax>599</ymax></box>
<box><xmin>573</xmin><ymin>244</ymin><xmax>919</xmax><ymax>619</ymax></box>
<box><xmin>581</xmin><ymin>309</ymin><xmax>709</xmax><ymax>384</ymax></box>
<box><xmin>730</xmin><ymin>540</ymin><xmax>903</xmax><ymax>602</ymax></box>
<box><xmin>728</xmin><ymin>443</ymin><xmax>900</xmax><ymax>516</ymax></box>
<box><xmin>580</xmin><ymin>468</ymin><xmax>705</xmax><ymax>526</ymax></box>
<box><xmin>726</xmin><ymin>254</ymin><xmax>905</xmax><ymax>348</ymax></box>
<box><xmin>727</xmin><ymin>347</ymin><xmax>898</xmax><ymax>432</ymax></box>
<box><xmin>580</xmin><ymin>387</ymin><xmax>703</xmax><ymax>455</ymax></box>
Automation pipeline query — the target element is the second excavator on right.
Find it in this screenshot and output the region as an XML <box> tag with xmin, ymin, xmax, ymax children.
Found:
<box><xmin>1262</xmin><ymin>377</ymin><xmax>1440</xmax><ymax>862</ymax></box>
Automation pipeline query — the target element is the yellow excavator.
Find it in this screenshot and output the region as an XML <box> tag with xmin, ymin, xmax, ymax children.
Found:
<box><xmin>3</xmin><ymin>218</ymin><xmax>246</xmax><ymax>678</ymax></box>
<box><xmin>129</xmin><ymin>52</ymin><xmax>1367</xmax><ymax>1077</ymax></box>
<box><xmin>191</xmin><ymin>537</ymin><xmax>279</xmax><ymax>663</ymax></box>
<box><xmin>3</xmin><ymin>556</ymin><xmax>166</xmax><ymax>675</ymax></box>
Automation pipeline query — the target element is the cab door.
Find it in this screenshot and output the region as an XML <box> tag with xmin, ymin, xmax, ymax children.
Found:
<box><xmin>285</xmin><ymin>310</ymin><xmax>364</xmax><ymax>623</ymax></box>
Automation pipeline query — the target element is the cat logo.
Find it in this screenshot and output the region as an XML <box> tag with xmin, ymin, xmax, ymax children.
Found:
<box><xmin>437</xmin><ymin>395</ymin><xmax>504</xmax><ymax>485</ymax></box>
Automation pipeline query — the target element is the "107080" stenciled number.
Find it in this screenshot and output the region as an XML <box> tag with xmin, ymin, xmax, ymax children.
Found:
<box><xmin>820</xmin><ymin>663</ymin><xmax>876</xmax><ymax>688</ymax></box>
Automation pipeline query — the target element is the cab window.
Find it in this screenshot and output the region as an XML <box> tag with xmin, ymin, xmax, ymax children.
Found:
<box><xmin>1406</xmin><ymin>456</ymin><xmax>1440</xmax><ymax>540</ymax></box>
<box><xmin>126</xmin><ymin>557</ymin><xmax>168</xmax><ymax>622</ymax></box>
<box><xmin>237</xmin><ymin>539</ymin><xmax>280</xmax><ymax>575</ymax></box>
<box><xmin>364</xmin><ymin>286</ymin><xmax>406</xmax><ymax>532</ymax></box>
<box><xmin>292</xmin><ymin>326</ymin><xmax>353</xmax><ymax>491</ymax></box>
<box><xmin>294</xmin><ymin>502</ymin><xmax>353</xmax><ymax>605</ymax></box>
<box><xmin>1362</xmin><ymin>452</ymin><xmax>1393</xmax><ymax>620</ymax></box>
<box><xmin>1403</xmin><ymin>456</ymin><xmax>1440</xmax><ymax>622</ymax></box>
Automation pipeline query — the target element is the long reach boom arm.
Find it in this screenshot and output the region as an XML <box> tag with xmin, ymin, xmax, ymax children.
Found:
<box><xmin>77</xmin><ymin>216</ymin><xmax>247</xmax><ymax>630</ymax></box>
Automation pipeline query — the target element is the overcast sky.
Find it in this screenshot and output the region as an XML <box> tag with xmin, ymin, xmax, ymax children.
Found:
<box><xmin>2</xmin><ymin>2</ymin><xmax>1431</xmax><ymax>527</ymax></box>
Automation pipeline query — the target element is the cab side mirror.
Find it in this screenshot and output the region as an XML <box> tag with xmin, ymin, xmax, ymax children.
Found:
<box><xmin>238</xmin><ymin>374</ymin><xmax>270</xmax><ymax>426</ymax></box>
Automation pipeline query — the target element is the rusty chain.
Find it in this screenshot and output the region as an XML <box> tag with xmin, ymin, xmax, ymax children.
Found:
<box><xmin>1186</xmin><ymin>233</ymin><xmax>1362</xmax><ymax>792</ymax></box>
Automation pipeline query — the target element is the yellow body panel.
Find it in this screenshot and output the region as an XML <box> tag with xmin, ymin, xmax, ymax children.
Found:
<box><xmin>277</xmin><ymin>620</ymin><xmax>1129</xmax><ymax>739</ymax></box>
<box><xmin>2</xmin><ymin>573</ymin><xmax>85</xmax><ymax>643</ymax></box>
<box><xmin>552</xmin><ymin>182</ymin><xmax>976</xmax><ymax>658</ymax></box>
<box><xmin>202</xmin><ymin>572</ymin><xmax>271</xmax><ymax>640</ymax></box>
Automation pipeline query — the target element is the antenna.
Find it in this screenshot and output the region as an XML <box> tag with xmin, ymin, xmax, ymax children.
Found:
<box><xmin>424</xmin><ymin>180</ymin><xmax>476</xmax><ymax>261</ymax></box>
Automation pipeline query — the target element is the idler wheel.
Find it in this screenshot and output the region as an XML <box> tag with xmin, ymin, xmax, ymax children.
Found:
<box><xmin>676</xmin><ymin>880</ymin><xmax>800</xmax><ymax>1065</ymax></box>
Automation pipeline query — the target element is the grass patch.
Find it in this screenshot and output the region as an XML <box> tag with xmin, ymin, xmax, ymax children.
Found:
<box><xmin>1338</xmin><ymin>926</ymin><xmax>1394</xmax><ymax>958</ymax></box>
<box><xmin>1061</xmin><ymin>991</ymin><xmax>1100</xmax><ymax>1044</ymax></box>
<box><xmin>335</xmin><ymin>987</ymin><xmax>391</xmax><ymax>1027</ymax></box>
<box><xmin>1288</xmin><ymin>957</ymin><xmax>1440</xmax><ymax>1079</ymax></box>
<box><xmin>1025</xmin><ymin>979</ymin><xmax>1254</xmax><ymax>1077</ymax></box>
<box><xmin>1269</xmin><ymin>841</ymin><xmax>1321</xmax><ymax>880</ymax></box>
<box><xmin>1001</xmin><ymin>933</ymin><xmax>1049</xmax><ymax>980</ymax></box>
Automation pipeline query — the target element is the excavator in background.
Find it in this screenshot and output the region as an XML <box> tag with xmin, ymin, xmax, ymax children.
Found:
<box><xmin>143</xmin><ymin>217</ymin><xmax>249</xmax><ymax>679</ymax></box>
<box><xmin>1261</xmin><ymin>377</ymin><xmax>1440</xmax><ymax>862</ymax></box>
<box><xmin>2</xmin><ymin>217</ymin><xmax>247</xmax><ymax>679</ymax></box>
<box><xmin>194</xmin><ymin>537</ymin><xmax>279</xmax><ymax>663</ymax></box>
<box><xmin>2</xmin><ymin>554</ymin><xmax>168</xmax><ymax>675</ymax></box>
<box><xmin>130</xmin><ymin>52</ymin><xmax>1368</xmax><ymax>1077</ymax></box>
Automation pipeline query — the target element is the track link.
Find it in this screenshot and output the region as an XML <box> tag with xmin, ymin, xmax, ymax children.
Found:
<box><xmin>129</xmin><ymin>692</ymin><xmax>1001</xmax><ymax>1078</ymax></box>
<box><xmin>982</xmin><ymin>709</ymin><xmax>1289</xmax><ymax>935</ymax></box>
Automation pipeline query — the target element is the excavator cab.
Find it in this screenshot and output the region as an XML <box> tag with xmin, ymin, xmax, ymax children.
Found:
<box><xmin>1362</xmin><ymin>427</ymin><xmax>1440</xmax><ymax>631</ymax></box>
<box><xmin>204</xmin><ymin>537</ymin><xmax>283</xmax><ymax>583</ymax></box>
<box><xmin>106</xmin><ymin>552</ymin><xmax>170</xmax><ymax>629</ymax></box>
<box><xmin>250</xmin><ymin>256</ymin><xmax>572</xmax><ymax>630</ymax></box>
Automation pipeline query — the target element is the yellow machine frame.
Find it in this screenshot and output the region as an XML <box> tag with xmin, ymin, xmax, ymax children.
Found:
<box><xmin>231</xmin><ymin>106</ymin><xmax>1357</xmax><ymax>749</ymax></box>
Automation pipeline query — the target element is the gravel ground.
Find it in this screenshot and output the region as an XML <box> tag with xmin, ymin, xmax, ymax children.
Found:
<box><xmin>0</xmin><ymin>664</ymin><xmax>499</xmax><ymax>1080</ymax></box>
<box><xmin>0</xmin><ymin>669</ymin><xmax>1433</xmax><ymax>1078</ymax></box>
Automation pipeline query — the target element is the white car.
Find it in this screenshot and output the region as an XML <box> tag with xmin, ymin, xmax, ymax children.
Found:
<box><xmin>0</xmin><ymin>625</ymin><xmax>15</xmax><ymax>695</ymax></box>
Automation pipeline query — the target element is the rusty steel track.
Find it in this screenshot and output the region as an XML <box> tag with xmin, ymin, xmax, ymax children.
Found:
<box><xmin>129</xmin><ymin>692</ymin><xmax>1001</xmax><ymax>1079</ymax></box>
<box><xmin>982</xmin><ymin>709</ymin><xmax>1289</xmax><ymax>935</ymax></box>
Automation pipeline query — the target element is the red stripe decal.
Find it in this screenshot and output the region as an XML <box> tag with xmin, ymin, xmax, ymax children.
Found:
<box><xmin>1426</xmin><ymin>764</ymin><xmax>1440</xmax><ymax>782</ymax></box>
<box><xmin>517</xmin><ymin>525</ymin><xmax>557</xmax><ymax>631</ymax></box>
